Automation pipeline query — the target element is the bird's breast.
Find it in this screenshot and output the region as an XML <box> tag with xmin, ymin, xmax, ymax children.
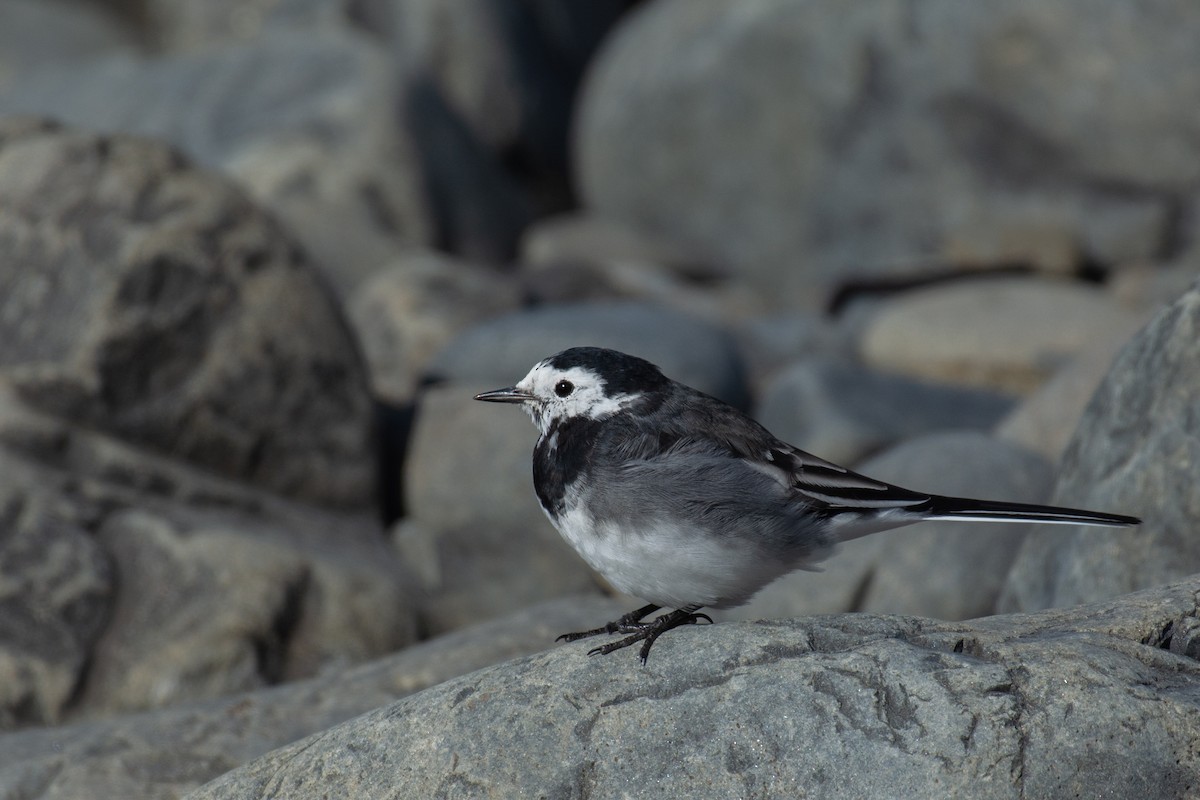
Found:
<box><xmin>533</xmin><ymin>417</ymin><xmax>599</xmax><ymax>519</ymax></box>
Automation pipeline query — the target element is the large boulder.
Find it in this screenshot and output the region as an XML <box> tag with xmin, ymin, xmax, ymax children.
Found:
<box><xmin>0</xmin><ymin>123</ymin><xmax>414</xmax><ymax>724</ymax></box>
<box><xmin>576</xmin><ymin>0</ymin><xmax>1197</xmax><ymax>304</ymax></box>
<box><xmin>189</xmin><ymin>579</ymin><xmax>1200</xmax><ymax>799</ymax></box>
<box><xmin>0</xmin><ymin>119</ymin><xmax>375</xmax><ymax>506</ymax></box>
<box><xmin>0</xmin><ymin>595</ymin><xmax>626</xmax><ymax>800</ymax></box>
<box><xmin>1000</xmin><ymin>279</ymin><xmax>1200</xmax><ymax>611</ymax></box>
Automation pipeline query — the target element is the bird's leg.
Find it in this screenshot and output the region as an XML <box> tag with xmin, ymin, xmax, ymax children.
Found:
<box><xmin>556</xmin><ymin>603</ymin><xmax>662</xmax><ymax>643</ymax></box>
<box><xmin>578</xmin><ymin>606</ymin><xmax>713</xmax><ymax>664</ymax></box>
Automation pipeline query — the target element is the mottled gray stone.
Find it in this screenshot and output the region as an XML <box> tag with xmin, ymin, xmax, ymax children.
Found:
<box><xmin>1000</xmin><ymin>279</ymin><xmax>1200</xmax><ymax>611</ymax></box>
<box><xmin>0</xmin><ymin>457</ymin><xmax>113</xmax><ymax>727</ymax></box>
<box><xmin>0</xmin><ymin>382</ymin><xmax>417</xmax><ymax>722</ymax></box>
<box><xmin>348</xmin><ymin>250</ymin><xmax>521</xmax><ymax>404</ymax></box>
<box><xmin>0</xmin><ymin>120</ymin><xmax>375</xmax><ymax>507</ymax></box>
<box><xmin>994</xmin><ymin>323</ymin><xmax>1146</xmax><ymax>463</ymax></box>
<box><xmin>0</xmin><ymin>596</ymin><xmax>626</xmax><ymax>800</ymax></box>
<box><xmin>188</xmin><ymin>580</ymin><xmax>1200</xmax><ymax>800</ymax></box>
<box><xmin>0</xmin><ymin>29</ymin><xmax>531</xmax><ymax>287</ymax></box>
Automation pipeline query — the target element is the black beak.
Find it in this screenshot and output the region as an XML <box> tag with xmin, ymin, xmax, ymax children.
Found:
<box><xmin>474</xmin><ymin>386</ymin><xmax>532</xmax><ymax>404</ymax></box>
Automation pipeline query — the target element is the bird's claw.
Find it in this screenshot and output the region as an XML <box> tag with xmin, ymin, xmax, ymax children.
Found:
<box><xmin>566</xmin><ymin>607</ymin><xmax>711</xmax><ymax>663</ymax></box>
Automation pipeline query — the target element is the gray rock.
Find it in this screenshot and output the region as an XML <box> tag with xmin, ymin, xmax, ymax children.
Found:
<box><xmin>0</xmin><ymin>120</ymin><xmax>375</xmax><ymax>507</ymax></box>
<box><xmin>188</xmin><ymin>579</ymin><xmax>1200</xmax><ymax>800</ymax></box>
<box><xmin>78</xmin><ymin>505</ymin><xmax>413</xmax><ymax>715</ymax></box>
<box><xmin>0</xmin><ymin>457</ymin><xmax>113</xmax><ymax>727</ymax></box>
<box><xmin>0</xmin><ymin>0</ymin><xmax>133</xmax><ymax>83</ymax></box>
<box><xmin>429</xmin><ymin>302</ymin><xmax>750</xmax><ymax>408</ymax></box>
<box><xmin>995</xmin><ymin>323</ymin><xmax>1147</xmax><ymax>463</ymax></box>
<box><xmin>138</xmin><ymin>0</ymin><xmax>354</xmax><ymax>51</ymax></box>
<box><xmin>0</xmin><ymin>29</ymin><xmax>530</xmax><ymax>288</ymax></box>
<box><xmin>576</xmin><ymin>0</ymin><xmax>1191</xmax><ymax>303</ymax></box>
<box><xmin>0</xmin><ymin>595</ymin><xmax>627</xmax><ymax>800</ymax></box>
<box><xmin>516</xmin><ymin>214</ymin><xmax>768</xmax><ymax>321</ymax></box>
<box><xmin>348</xmin><ymin>250</ymin><xmax>522</xmax><ymax>404</ymax></box>
<box><xmin>720</xmin><ymin>432</ymin><xmax>1053</xmax><ymax>623</ymax></box>
<box><xmin>733</xmin><ymin>311</ymin><xmax>850</xmax><ymax>388</ymax></box>
<box><xmin>520</xmin><ymin>213</ymin><xmax>713</xmax><ymax>275</ymax></box>
<box><xmin>999</xmin><ymin>279</ymin><xmax>1200</xmax><ymax>612</ymax></box>
<box><xmin>0</xmin><ymin>381</ymin><xmax>415</xmax><ymax>723</ymax></box>
<box><xmin>755</xmin><ymin>356</ymin><xmax>1015</xmax><ymax>466</ymax></box>
<box><xmin>400</xmin><ymin>384</ymin><xmax>599</xmax><ymax>633</ymax></box>
<box><xmin>859</xmin><ymin>278</ymin><xmax>1141</xmax><ymax>393</ymax></box>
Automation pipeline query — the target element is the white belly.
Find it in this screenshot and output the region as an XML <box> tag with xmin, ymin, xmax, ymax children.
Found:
<box><xmin>547</xmin><ymin>504</ymin><xmax>791</xmax><ymax>610</ymax></box>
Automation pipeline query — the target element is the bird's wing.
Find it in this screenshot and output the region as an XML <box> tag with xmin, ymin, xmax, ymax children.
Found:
<box><xmin>642</xmin><ymin>390</ymin><xmax>934</xmax><ymax>513</ymax></box>
<box><xmin>765</xmin><ymin>443</ymin><xmax>931</xmax><ymax>510</ymax></box>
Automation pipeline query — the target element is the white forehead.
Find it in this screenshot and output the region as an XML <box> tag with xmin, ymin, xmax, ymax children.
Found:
<box><xmin>516</xmin><ymin>361</ymin><xmax>635</xmax><ymax>423</ymax></box>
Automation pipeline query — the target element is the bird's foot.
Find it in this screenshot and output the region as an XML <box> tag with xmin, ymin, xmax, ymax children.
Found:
<box><xmin>558</xmin><ymin>605</ymin><xmax>711</xmax><ymax>664</ymax></box>
<box><xmin>555</xmin><ymin>603</ymin><xmax>662</xmax><ymax>642</ymax></box>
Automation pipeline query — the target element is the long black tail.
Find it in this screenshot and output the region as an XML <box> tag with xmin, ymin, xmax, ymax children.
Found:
<box><xmin>925</xmin><ymin>496</ymin><xmax>1140</xmax><ymax>528</ymax></box>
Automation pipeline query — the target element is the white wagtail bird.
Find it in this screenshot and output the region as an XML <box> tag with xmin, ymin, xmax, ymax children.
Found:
<box><xmin>476</xmin><ymin>347</ymin><xmax>1140</xmax><ymax>663</ymax></box>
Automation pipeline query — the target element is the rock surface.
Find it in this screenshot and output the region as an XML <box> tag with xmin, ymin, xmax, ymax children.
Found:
<box><xmin>188</xmin><ymin>579</ymin><xmax>1200</xmax><ymax>800</ymax></box>
<box><xmin>0</xmin><ymin>119</ymin><xmax>376</xmax><ymax>507</ymax></box>
<box><xmin>576</xmin><ymin>0</ymin><xmax>1195</xmax><ymax>304</ymax></box>
<box><xmin>0</xmin><ymin>596</ymin><xmax>627</xmax><ymax>800</ymax></box>
<box><xmin>348</xmin><ymin>249</ymin><xmax>521</xmax><ymax>403</ymax></box>
<box><xmin>1000</xmin><ymin>279</ymin><xmax>1200</xmax><ymax>611</ymax></box>
<box><xmin>994</xmin><ymin>323</ymin><xmax>1146</xmax><ymax>462</ymax></box>
<box><xmin>0</xmin><ymin>123</ymin><xmax>413</xmax><ymax>724</ymax></box>
<box><xmin>0</xmin><ymin>390</ymin><xmax>417</xmax><ymax>724</ymax></box>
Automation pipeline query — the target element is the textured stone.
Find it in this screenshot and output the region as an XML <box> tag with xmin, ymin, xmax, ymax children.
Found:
<box><xmin>518</xmin><ymin>215</ymin><xmax>766</xmax><ymax>322</ymax></box>
<box><xmin>0</xmin><ymin>120</ymin><xmax>376</xmax><ymax>507</ymax></box>
<box><xmin>0</xmin><ymin>30</ymin><xmax>532</xmax><ymax>287</ymax></box>
<box><xmin>387</xmin><ymin>0</ymin><xmax>629</xmax><ymax>169</ymax></box>
<box><xmin>0</xmin><ymin>596</ymin><xmax>627</xmax><ymax>800</ymax></box>
<box><xmin>348</xmin><ymin>250</ymin><xmax>521</xmax><ymax>404</ymax></box>
<box><xmin>1000</xmin><ymin>279</ymin><xmax>1200</xmax><ymax>611</ymax></box>
<box><xmin>188</xmin><ymin>580</ymin><xmax>1200</xmax><ymax>800</ymax></box>
<box><xmin>995</xmin><ymin>324</ymin><xmax>1145</xmax><ymax>462</ymax></box>
<box><xmin>0</xmin><ymin>0</ymin><xmax>132</xmax><ymax>85</ymax></box>
<box><xmin>0</xmin><ymin>382</ymin><xmax>416</xmax><ymax>722</ymax></box>
<box><xmin>0</xmin><ymin>460</ymin><xmax>113</xmax><ymax>727</ymax></box>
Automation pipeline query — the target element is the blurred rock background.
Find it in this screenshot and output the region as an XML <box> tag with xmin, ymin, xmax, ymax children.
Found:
<box><xmin>0</xmin><ymin>1</ymin><xmax>1198</xmax><ymax>797</ymax></box>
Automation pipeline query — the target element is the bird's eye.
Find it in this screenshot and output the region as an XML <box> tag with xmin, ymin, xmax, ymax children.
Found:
<box><xmin>554</xmin><ymin>380</ymin><xmax>574</xmax><ymax>397</ymax></box>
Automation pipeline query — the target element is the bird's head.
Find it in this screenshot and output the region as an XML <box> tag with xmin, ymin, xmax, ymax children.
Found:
<box><xmin>475</xmin><ymin>347</ymin><xmax>669</xmax><ymax>434</ymax></box>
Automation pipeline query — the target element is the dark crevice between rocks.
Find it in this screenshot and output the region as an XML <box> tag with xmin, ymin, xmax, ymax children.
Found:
<box><xmin>254</xmin><ymin>570</ymin><xmax>310</xmax><ymax>685</ymax></box>
<box><xmin>1144</xmin><ymin>615</ymin><xmax>1200</xmax><ymax>661</ymax></box>
<box><xmin>375</xmin><ymin>399</ymin><xmax>416</xmax><ymax>526</ymax></box>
